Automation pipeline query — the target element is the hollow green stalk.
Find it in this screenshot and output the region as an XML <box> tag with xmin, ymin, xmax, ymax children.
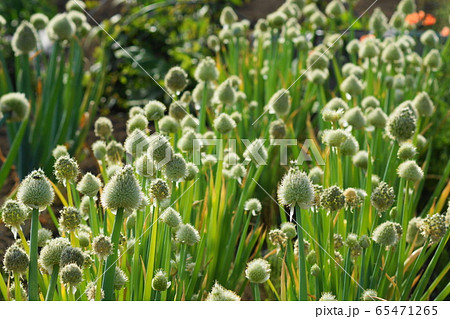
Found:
<box><xmin>102</xmin><ymin>207</ymin><xmax>124</xmax><ymax>300</ymax></box>
<box><xmin>206</xmin><ymin>134</ymin><xmax>225</xmax><ymax>286</ymax></box>
<box><xmin>396</xmin><ymin>179</ymin><xmax>409</xmax><ymax>288</ymax></box>
<box><xmin>401</xmin><ymin>238</ymin><xmax>430</xmax><ymax>300</ymax></box>
<box><xmin>66</xmin><ymin>182</ymin><xmax>73</xmax><ymax>207</ymax></box>
<box><xmin>89</xmin><ymin>197</ymin><xmax>100</xmax><ymax>236</ymax></box>
<box><xmin>45</xmin><ymin>265</ymin><xmax>59</xmax><ymax>301</ymax></box>
<box><xmin>251</xmin><ymin>283</ymin><xmax>261</xmax><ymax>301</ymax></box>
<box><xmin>17</xmin><ymin>228</ymin><xmax>29</xmax><ymax>253</ymax></box>
<box><xmin>329</xmin><ymin>212</ymin><xmax>337</xmax><ymax>294</ymax></box>
<box><xmin>198</xmin><ymin>81</ymin><xmax>209</xmax><ymax>133</ymax></box>
<box><xmin>296</xmin><ymin>206</ymin><xmax>308</xmax><ymax>301</ymax></box>
<box><xmin>14</xmin><ymin>273</ymin><xmax>22</xmax><ymax>301</ymax></box>
<box><xmin>411</xmin><ymin>230</ymin><xmax>450</xmax><ymax>300</ymax></box>
<box><xmin>28</xmin><ymin>208</ymin><xmax>40</xmax><ymax>301</ymax></box>
<box><xmin>176</xmin><ymin>244</ymin><xmax>188</xmax><ymax>301</ymax></box>
<box><xmin>131</xmin><ymin>207</ymin><xmax>144</xmax><ymax>300</ymax></box>
<box><xmin>96</xmin><ymin>260</ymin><xmax>104</xmax><ymax>301</ymax></box>
<box><xmin>143</xmin><ymin>202</ymin><xmax>159</xmax><ymax>300</ymax></box>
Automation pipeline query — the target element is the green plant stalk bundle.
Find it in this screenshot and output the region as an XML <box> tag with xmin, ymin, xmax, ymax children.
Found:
<box><xmin>1</xmin><ymin>2</ymin><xmax>449</xmax><ymax>303</ymax></box>
<box><xmin>0</xmin><ymin>33</ymin><xmax>107</xmax><ymax>188</ymax></box>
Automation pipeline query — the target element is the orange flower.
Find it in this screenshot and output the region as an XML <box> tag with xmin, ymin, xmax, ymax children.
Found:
<box><xmin>405</xmin><ymin>12</ymin><xmax>420</xmax><ymax>25</ymax></box>
<box><xmin>405</xmin><ymin>11</ymin><xmax>437</xmax><ymax>26</ymax></box>
<box><xmin>423</xmin><ymin>14</ymin><xmax>436</xmax><ymax>26</ymax></box>
<box><xmin>441</xmin><ymin>26</ymin><xmax>450</xmax><ymax>37</ymax></box>
<box><xmin>418</xmin><ymin>11</ymin><xmax>425</xmax><ymax>20</ymax></box>
<box><xmin>360</xmin><ymin>34</ymin><xmax>375</xmax><ymax>42</ymax></box>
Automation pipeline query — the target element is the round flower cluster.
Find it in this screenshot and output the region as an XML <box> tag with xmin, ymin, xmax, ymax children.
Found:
<box><xmin>150</xmin><ymin>178</ymin><xmax>170</xmax><ymax>201</ymax></box>
<box><xmin>0</xmin><ymin>92</ymin><xmax>30</xmax><ymax>122</ymax></box>
<box><xmin>60</xmin><ymin>246</ymin><xmax>85</xmax><ymax>268</ymax></box>
<box><xmin>420</xmin><ymin>214</ymin><xmax>447</xmax><ymax>243</ymax></box>
<box><xmin>76</xmin><ymin>172</ymin><xmax>102</xmax><ymax>197</ymax></box>
<box><xmin>54</xmin><ymin>156</ymin><xmax>79</xmax><ymax>184</ymax></box>
<box><xmin>268</xmin><ymin>229</ymin><xmax>288</xmax><ymax>246</ymax></box>
<box><xmin>1</xmin><ymin>200</ymin><xmax>28</xmax><ymax>232</ymax></box>
<box><xmin>164</xmin><ymin>66</ymin><xmax>188</xmax><ymax>94</ymax></box>
<box><xmin>320</xmin><ymin>186</ymin><xmax>345</xmax><ymax>212</ymax></box>
<box><xmin>17</xmin><ymin>169</ymin><xmax>54</xmax><ymax>211</ymax></box>
<box><xmin>61</xmin><ymin>263</ymin><xmax>82</xmax><ymax>287</ymax></box>
<box><xmin>370</xmin><ymin>182</ymin><xmax>395</xmax><ymax>212</ymax></box>
<box><xmin>161</xmin><ymin>207</ymin><xmax>182</xmax><ymax>228</ymax></box>
<box><xmin>245</xmin><ymin>258</ymin><xmax>271</xmax><ymax>284</ymax></box>
<box><xmin>280</xmin><ymin>222</ymin><xmax>297</xmax><ymax>239</ymax></box>
<box><xmin>164</xmin><ymin>153</ymin><xmax>187</xmax><ymax>181</ymax></box>
<box><xmin>372</xmin><ymin>221</ymin><xmax>402</xmax><ymax>247</ymax></box>
<box><xmin>152</xmin><ymin>270</ymin><xmax>171</xmax><ymax>291</ymax></box>
<box><xmin>176</xmin><ymin>224</ymin><xmax>200</xmax><ymax>246</ymax></box>
<box><xmin>92</xmin><ymin>235</ymin><xmax>112</xmax><ymax>260</ymax></box>
<box><xmin>244</xmin><ymin>198</ymin><xmax>262</xmax><ymax>215</ymax></box>
<box><xmin>386</xmin><ymin>105</ymin><xmax>416</xmax><ymax>142</ymax></box>
<box><xmin>39</xmin><ymin>237</ymin><xmax>71</xmax><ymax>274</ymax></box>
<box><xmin>206</xmin><ymin>282</ymin><xmax>240</xmax><ymax>301</ymax></box>
<box><xmin>47</xmin><ymin>13</ymin><xmax>75</xmax><ymax>41</ymax></box>
<box><xmin>406</xmin><ymin>217</ymin><xmax>426</xmax><ymax>246</ymax></box>
<box><xmin>59</xmin><ymin>207</ymin><xmax>82</xmax><ymax>232</ymax></box>
<box><xmin>3</xmin><ymin>244</ymin><xmax>29</xmax><ymax>274</ymax></box>
<box><xmin>101</xmin><ymin>165</ymin><xmax>141</xmax><ymax>211</ymax></box>
<box><xmin>397</xmin><ymin>160</ymin><xmax>423</xmax><ymax>182</ymax></box>
<box><xmin>12</xmin><ymin>21</ymin><xmax>37</xmax><ymax>55</ymax></box>
<box><xmin>278</xmin><ymin>168</ymin><xmax>314</xmax><ymax>211</ymax></box>
<box><xmin>267</xmin><ymin>89</ymin><xmax>291</xmax><ymax>117</ymax></box>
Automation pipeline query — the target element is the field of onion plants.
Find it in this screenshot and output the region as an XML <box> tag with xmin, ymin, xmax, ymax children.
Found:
<box><xmin>0</xmin><ymin>0</ymin><xmax>449</xmax><ymax>301</ymax></box>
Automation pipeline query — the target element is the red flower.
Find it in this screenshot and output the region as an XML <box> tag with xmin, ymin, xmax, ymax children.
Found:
<box><xmin>418</xmin><ymin>11</ymin><xmax>425</xmax><ymax>20</ymax></box>
<box><xmin>405</xmin><ymin>11</ymin><xmax>437</xmax><ymax>27</ymax></box>
<box><xmin>423</xmin><ymin>14</ymin><xmax>436</xmax><ymax>26</ymax></box>
<box><xmin>441</xmin><ymin>26</ymin><xmax>450</xmax><ymax>37</ymax></box>
<box><xmin>360</xmin><ymin>34</ymin><xmax>375</xmax><ymax>42</ymax></box>
<box><xmin>405</xmin><ymin>12</ymin><xmax>420</xmax><ymax>25</ymax></box>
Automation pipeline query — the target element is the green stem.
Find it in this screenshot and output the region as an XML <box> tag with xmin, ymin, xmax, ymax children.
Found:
<box><xmin>296</xmin><ymin>206</ymin><xmax>308</xmax><ymax>301</ymax></box>
<box><xmin>401</xmin><ymin>238</ymin><xmax>430</xmax><ymax>300</ymax></box>
<box><xmin>177</xmin><ymin>244</ymin><xmax>187</xmax><ymax>300</ymax></box>
<box><xmin>370</xmin><ymin>246</ymin><xmax>383</xmax><ymax>288</ymax></box>
<box><xmin>411</xmin><ymin>230</ymin><xmax>450</xmax><ymax>300</ymax></box>
<box><xmin>28</xmin><ymin>208</ymin><xmax>40</xmax><ymax>301</ymax></box>
<box><xmin>89</xmin><ymin>197</ymin><xmax>100</xmax><ymax>236</ymax></box>
<box><xmin>96</xmin><ymin>260</ymin><xmax>103</xmax><ymax>301</ymax></box>
<box><xmin>45</xmin><ymin>264</ymin><xmax>59</xmax><ymax>301</ymax></box>
<box><xmin>251</xmin><ymin>283</ymin><xmax>261</xmax><ymax>301</ymax></box>
<box><xmin>14</xmin><ymin>273</ymin><xmax>22</xmax><ymax>301</ymax></box>
<box><xmin>143</xmin><ymin>202</ymin><xmax>160</xmax><ymax>300</ymax></box>
<box><xmin>382</xmin><ymin>142</ymin><xmax>398</xmax><ymax>182</ymax></box>
<box><xmin>67</xmin><ymin>286</ymin><xmax>75</xmax><ymax>301</ymax></box>
<box><xmin>396</xmin><ymin>179</ymin><xmax>409</xmax><ymax>288</ymax></box>
<box><xmin>66</xmin><ymin>182</ymin><xmax>73</xmax><ymax>207</ymax></box>
<box><xmin>132</xmin><ymin>208</ymin><xmax>144</xmax><ymax>300</ymax></box>
<box><xmin>329</xmin><ymin>212</ymin><xmax>337</xmax><ymax>293</ymax></box>
<box><xmin>17</xmin><ymin>228</ymin><xmax>29</xmax><ymax>253</ymax></box>
<box><xmin>198</xmin><ymin>81</ymin><xmax>208</xmax><ymax>133</ymax></box>
<box><xmin>366</xmin><ymin>58</ymin><xmax>373</xmax><ymax>96</ymax></box>
<box><xmin>100</xmin><ymin>160</ymin><xmax>109</xmax><ymax>184</ymax></box>
<box><xmin>102</xmin><ymin>207</ymin><xmax>124</xmax><ymax>300</ymax></box>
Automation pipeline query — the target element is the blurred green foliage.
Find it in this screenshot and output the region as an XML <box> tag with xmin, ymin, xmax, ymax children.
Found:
<box><xmin>99</xmin><ymin>0</ymin><xmax>243</xmax><ymax>111</ymax></box>
<box><xmin>422</xmin><ymin>0</ymin><xmax>450</xmax><ymax>30</ymax></box>
<box><xmin>428</xmin><ymin>39</ymin><xmax>450</xmax><ymax>175</ymax></box>
<box><xmin>0</xmin><ymin>0</ymin><xmax>57</xmax><ymax>33</ymax></box>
